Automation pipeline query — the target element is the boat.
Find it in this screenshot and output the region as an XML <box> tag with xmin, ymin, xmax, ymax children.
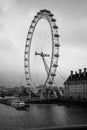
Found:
<box><xmin>11</xmin><ymin>98</ymin><xmax>29</xmax><ymax>110</ymax></box>
<box><xmin>15</xmin><ymin>101</ymin><xmax>26</xmax><ymax>110</ymax></box>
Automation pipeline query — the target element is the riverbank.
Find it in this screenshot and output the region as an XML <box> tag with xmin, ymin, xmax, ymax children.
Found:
<box><xmin>0</xmin><ymin>97</ymin><xmax>29</xmax><ymax>109</ymax></box>
<box><xmin>30</xmin><ymin>98</ymin><xmax>87</xmax><ymax>107</ymax></box>
<box><xmin>1</xmin><ymin>97</ymin><xmax>87</xmax><ymax>108</ymax></box>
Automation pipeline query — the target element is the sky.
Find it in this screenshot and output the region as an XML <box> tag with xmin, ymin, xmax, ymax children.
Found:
<box><xmin>0</xmin><ymin>0</ymin><xmax>87</xmax><ymax>87</ymax></box>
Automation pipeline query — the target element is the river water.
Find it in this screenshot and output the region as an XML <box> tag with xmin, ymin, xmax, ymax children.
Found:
<box><xmin>0</xmin><ymin>104</ymin><xmax>87</xmax><ymax>130</ymax></box>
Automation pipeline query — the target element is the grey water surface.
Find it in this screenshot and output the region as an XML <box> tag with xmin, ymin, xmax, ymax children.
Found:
<box><xmin>0</xmin><ymin>104</ymin><xmax>87</xmax><ymax>130</ymax></box>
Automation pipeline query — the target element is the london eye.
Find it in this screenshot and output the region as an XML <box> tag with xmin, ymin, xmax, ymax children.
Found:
<box><xmin>24</xmin><ymin>9</ymin><xmax>60</xmax><ymax>92</ymax></box>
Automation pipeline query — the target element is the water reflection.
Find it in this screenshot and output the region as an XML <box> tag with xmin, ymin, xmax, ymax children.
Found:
<box><xmin>0</xmin><ymin>104</ymin><xmax>87</xmax><ymax>129</ymax></box>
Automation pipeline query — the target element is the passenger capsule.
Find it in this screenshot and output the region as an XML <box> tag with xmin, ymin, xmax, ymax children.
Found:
<box><xmin>49</xmin><ymin>13</ymin><xmax>54</xmax><ymax>17</ymax></box>
<box><xmin>45</xmin><ymin>10</ymin><xmax>51</xmax><ymax>13</ymax></box>
<box><xmin>55</xmin><ymin>44</ymin><xmax>60</xmax><ymax>47</ymax></box>
<box><xmin>37</xmin><ymin>12</ymin><xmax>41</xmax><ymax>15</ymax></box>
<box><xmin>40</xmin><ymin>9</ymin><xmax>47</xmax><ymax>12</ymax></box>
<box><xmin>26</xmin><ymin>78</ymin><xmax>30</xmax><ymax>80</ymax></box>
<box><xmin>44</xmin><ymin>9</ymin><xmax>47</xmax><ymax>11</ymax></box>
<box><xmin>26</xmin><ymin>37</ymin><xmax>30</xmax><ymax>40</ymax></box>
<box><xmin>25</xmin><ymin>71</ymin><xmax>29</xmax><ymax>74</ymax></box>
<box><xmin>30</xmin><ymin>25</ymin><xmax>34</xmax><ymax>28</ymax></box>
<box><xmin>51</xmin><ymin>18</ymin><xmax>56</xmax><ymax>22</ymax></box>
<box><xmin>25</xmin><ymin>58</ymin><xmax>28</xmax><ymax>61</ymax></box>
<box><xmin>25</xmin><ymin>51</ymin><xmax>28</xmax><ymax>54</ymax></box>
<box><xmin>40</xmin><ymin>9</ymin><xmax>44</xmax><ymax>13</ymax></box>
<box><xmin>40</xmin><ymin>9</ymin><xmax>51</xmax><ymax>13</ymax></box>
<box><xmin>53</xmin><ymin>64</ymin><xmax>58</xmax><ymax>67</ymax></box>
<box><xmin>48</xmin><ymin>81</ymin><xmax>53</xmax><ymax>84</ymax></box>
<box><xmin>34</xmin><ymin>15</ymin><xmax>38</xmax><ymax>19</ymax></box>
<box><xmin>54</xmin><ymin>34</ymin><xmax>60</xmax><ymax>37</ymax></box>
<box><xmin>51</xmin><ymin>73</ymin><xmax>56</xmax><ymax>76</ymax></box>
<box><xmin>54</xmin><ymin>53</ymin><xmax>59</xmax><ymax>57</ymax></box>
<box><xmin>53</xmin><ymin>25</ymin><xmax>58</xmax><ymax>29</ymax></box>
<box><xmin>32</xmin><ymin>20</ymin><xmax>36</xmax><ymax>23</ymax></box>
<box><xmin>26</xmin><ymin>44</ymin><xmax>29</xmax><ymax>47</ymax></box>
<box><xmin>25</xmin><ymin>65</ymin><xmax>28</xmax><ymax>67</ymax></box>
<box><xmin>28</xmin><ymin>31</ymin><xmax>32</xmax><ymax>34</ymax></box>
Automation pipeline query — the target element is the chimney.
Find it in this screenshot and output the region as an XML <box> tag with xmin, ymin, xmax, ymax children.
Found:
<box><xmin>75</xmin><ymin>71</ymin><xmax>78</xmax><ymax>80</ymax></box>
<box><xmin>70</xmin><ymin>71</ymin><xmax>73</xmax><ymax>79</ymax></box>
<box><xmin>84</xmin><ymin>68</ymin><xmax>86</xmax><ymax>76</ymax></box>
<box><xmin>79</xmin><ymin>69</ymin><xmax>82</xmax><ymax>77</ymax></box>
<box><xmin>75</xmin><ymin>71</ymin><xmax>77</xmax><ymax>75</ymax></box>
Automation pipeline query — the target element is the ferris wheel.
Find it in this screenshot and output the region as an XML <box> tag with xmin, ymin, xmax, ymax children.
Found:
<box><xmin>24</xmin><ymin>9</ymin><xmax>60</xmax><ymax>91</ymax></box>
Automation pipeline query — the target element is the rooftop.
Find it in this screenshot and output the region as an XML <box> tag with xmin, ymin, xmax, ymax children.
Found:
<box><xmin>64</xmin><ymin>68</ymin><xmax>87</xmax><ymax>84</ymax></box>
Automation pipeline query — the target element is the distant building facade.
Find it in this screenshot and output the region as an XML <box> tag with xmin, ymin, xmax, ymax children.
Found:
<box><xmin>64</xmin><ymin>68</ymin><xmax>87</xmax><ymax>99</ymax></box>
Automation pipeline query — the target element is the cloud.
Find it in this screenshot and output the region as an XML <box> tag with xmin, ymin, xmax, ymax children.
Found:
<box><xmin>60</xmin><ymin>19</ymin><xmax>87</xmax><ymax>48</ymax></box>
<box><xmin>0</xmin><ymin>38</ymin><xmax>15</xmax><ymax>54</ymax></box>
<box><xmin>0</xmin><ymin>0</ymin><xmax>87</xmax><ymax>87</ymax></box>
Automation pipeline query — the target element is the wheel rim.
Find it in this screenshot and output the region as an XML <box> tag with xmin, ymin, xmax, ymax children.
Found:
<box><xmin>24</xmin><ymin>9</ymin><xmax>60</xmax><ymax>91</ymax></box>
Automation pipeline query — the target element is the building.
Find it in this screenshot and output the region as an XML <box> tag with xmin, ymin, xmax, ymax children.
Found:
<box><xmin>64</xmin><ymin>68</ymin><xmax>87</xmax><ymax>100</ymax></box>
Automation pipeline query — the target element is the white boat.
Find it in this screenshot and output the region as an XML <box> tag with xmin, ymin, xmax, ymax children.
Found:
<box><xmin>15</xmin><ymin>101</ymin><xmax>26</xmax><ymax>110</ymax></box>
<box><xmin>11</xmin><ymin>98</ymin><xmax>29</xmax><ymax>110</ymax></box>
<box><xmin>11</xmin><ymin>99</ymin><xmax>28</xmax><ymax>110</ymax></box>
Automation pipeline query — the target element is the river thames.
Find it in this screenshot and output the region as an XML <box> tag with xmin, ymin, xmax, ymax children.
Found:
<box><xmin>0</xmin><ymin>104</ymin><xmax>87</xmax><ymax>130</ymax></box>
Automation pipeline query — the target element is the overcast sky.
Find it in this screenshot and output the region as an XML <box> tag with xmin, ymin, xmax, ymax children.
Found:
<box><xmin>0</xmin><ymin>0</ymin><xmax>87</xmax><ymax>87</ymax></box>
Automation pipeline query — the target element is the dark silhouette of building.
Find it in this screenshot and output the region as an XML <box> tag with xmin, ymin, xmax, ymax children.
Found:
<box><xmin>64</xmin><ymin>68</ymin><xmax>87</xmax><ymax>99</ymax></box>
